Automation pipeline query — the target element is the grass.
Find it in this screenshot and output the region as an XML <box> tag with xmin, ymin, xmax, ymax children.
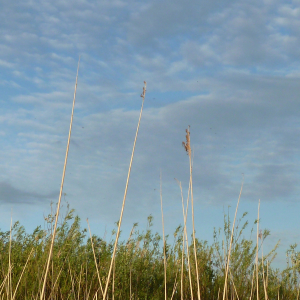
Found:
<box><xmin>0</xmin><ymin>200</ymin><xmax>299</xmax><ymax>300</ymax></box>
<box><xmin>1</xmin><ymin>69</ymin><xmax>300</xmax><ymax>300</ymax></box>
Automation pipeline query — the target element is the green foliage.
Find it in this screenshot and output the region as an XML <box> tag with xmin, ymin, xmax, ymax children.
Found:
<box><xmin>0</xmin><ymin>206</ymin><xmax>298</xmax><ymax>300</ymax></box>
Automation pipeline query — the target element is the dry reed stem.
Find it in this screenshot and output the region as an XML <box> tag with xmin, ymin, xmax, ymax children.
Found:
<box><xmin>261</xmin><ymin>240</ymin><xmax>268</xmax><ymax>300</ymax></box>
<box><xmin>181</xmin><ymin>234</ymin><xmax>184</xmax><ymax>300</ymax></box>
<box><xmin>86</xmin><ymin>273</ymin><xmax>97</xmax><ymax>300</ymax></box>
<box><xmin>112</xmin><ymin>259</ymin><xmax>115</xmax><ymax>300</ymax></box>
<box><xmin>8</xmin><ymin>213</ymin><xmax>12</xmax><ymax>300</ymax></box>
<box><xmin>92</xmin><ymin>287</ymin><xmax>101</xmax><ymax>300</ymax></box>
<box><xmin>85</xmin><ymin>255</ymin><xmax>88</xmax><ymax>298</ymax></box>
<box><xmin>184</xmin><ymin>197</ymin><xmax>194</xmax><ymax>299</ymax></box>
<box><xmin>102</xmin><ymin>81</ymin><xmax>147</xmax><ymax>300</ymax></box>
<box><xmin>40</xmin><ymin>56</ymin><xmax>80</xmax><ymax>300</ymax></box>
<box><xmin>223</xmin><ymin>236</ymin><xmax>226</xmax><ymax>275</ymax></box>
<box><xmin>249</xmin><ymin>267</ymin><xmax>255</xmax><ymax>300</ymax></box>
<box><xmin>46</xmin><ymin>250</ymin><xmax>73</xmax><ymax>300</ymax></box>
<box><xmin>222</xmin><ymin>175</ymin><xmax>244</xmax><ymax>300</ymax></box>
<box><xmin>47</xmin><ymin>266</ymin><xmax>64</xmax><ymax>299</ymax></box>
<box><xmin>130</xmin><ymin>268</ymin><xmax>132</xmax><ymax>299</ymax></box>
<box><xmin>0</xmin><ymin>266</ymin><xmax>13</xmax><ymax>296</ymax></box>
<box><xmin>175</xmin><ymin>179</ymin><xmax>185</xmax><ymax>300</ymax></box>
<box><xmin>229</xmin><ymin>268</ymin><xmax>240</xmax><ymax>300</ymax></box>
<box><xmin>87</xmin><ymin>218</ymin><xmax>104</xmax><ymax>296</ymax></box>
<box><xmin>256</xmin><ymin>200</ymin><xmax>260</xmax><ymax>300</ymax></box>
<box><xmin>266</xmin><ymin>261</ymin><xmax>269</xmax><ymax>291</ymax></box>
<box><xmin>170</xmin><ymin>277</ymin><xmax>178</xmax><ymax>300</ymax></box>
<box><xmin>12</xmin><ymin>248</ymin><xmax>34</xmax><ymax>300</ymax></box>
<box><xmin>176</xmin><ymin>178</ymin><xmax>194</xmax><ymax>299</ymax></box>
<box><xmin>77</xmin><ymin>264</ymin><xmax>83</xmax><ymax>300</ymax></box>
<box><xmin>160</xmin><ymin>171</ymin><xmax>167</xmax><ymax>300</ymax></box>
<box><xmin>183</xmin><ymin>126</ymin><xmax>201</xmax><ymax>300</ymax></box>
<box><xmin>68</xmin><ymin>260</ymin><xmax>76</xmax><ymax>299</ymax></box>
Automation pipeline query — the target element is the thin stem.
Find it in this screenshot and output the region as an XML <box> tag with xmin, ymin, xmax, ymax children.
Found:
<box><xmin>222</xmin><ymin>175</ymin><xmax>244</xmax><ymax>300</ymax></box>
<box><xmin>40</xmin><ymin>56</ymin><xmax>80</xmax><ymax>300</ymax></box>
<box><xmin>103</xmin><ymin>82</ymin><xmax>147</xmax><ymax>300</ymax></box>
<box><xmin>160</xmin><ymin>171</ymin><xmax>167</xmax><ymax>300</ymax></box>
<box><xmin>187</xmin><ymin>128</ymin><xmax>201</xmax><ymax>300</ymax></box>
<box><xmin>87</xmin><ymin>218</ymin><xmax>104</xmax><ymax>296</ymax></box>
<box><xmin>8</xmin><ymin>212</ymin><xmax>12</xmax><ymax>300</ymax></box>
<box><xmin>256</xmin><ymin>200</ymin><xmax>260</xmax><ymax>300</ymax></box>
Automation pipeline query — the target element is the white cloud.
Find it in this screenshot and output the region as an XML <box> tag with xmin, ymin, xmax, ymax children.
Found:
<box><xmin>0</xmin><ymin>59</ymin><xmax>14</xmax><ymax>68</ymax></box>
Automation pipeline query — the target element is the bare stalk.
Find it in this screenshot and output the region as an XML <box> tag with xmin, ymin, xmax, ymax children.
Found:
<box><xmin>249</xmin><ymin>266</ymin><xmax>255</xmax><ymax>300</ymax></box>
<box><xmin>1</xmin><ymin>266</ymin><xmax>13</xmax><ymax>297</ymax></box>
<box><xmin>87</xmin><ymin>218</ymin><xmax>104</xmax><ymax>296</ymax></box>
<box><xmin>112</xmin><ymin>258</ymin><xmax>115</xmax><ymax>300</ymax></box>
<box><xmin>256</xmin><ymin>200</ymin><xmax>260</xmax><ymax>300</ymax></box>
<box><xmin>266</xmin><ymin>260</ymin><xmax>269</xmax><ymax>291</ymax></box>
<box><xmin>103</xmin><ymin>82</ymin><xmax>147</xmax><ymax>299</ymax></box>
<box><xmin>261</xmin><ymin>240</ymin><xmax>268</xmax><ymax>300</ymax></box>
<box><xmin>175</xmin><ymin>180</ymin><xmax>185</xmax><ymax>300</ymax></box>
<box><xmin>222</xmin><ymin>176</ymin><xmax>244</xmax><ymax>300</ymax></box>
<box><xmin>12</xmin><ymin>248</ymin><xmax>34</xmax><ymax>300</ymax></box>
<box><xmin>77</xmin><ymin>265</ymin><xmax>83</xmax><ymax>300</ymax></box>
<box><xmin>68</xmin><ymin>260</ymin><xmax>76</xmax><ymax>300</ymax></box>
<box><xmin>130</xmin><ymin>267</ymin><xmax>132</xmax><ymax>299</ymax></box>
<box><xmin>160</xmin><ymin>171</ymin><xmax>167</xmax><ymax>300</ymax></box>
<box><xmin>40</xmin><ymin>57</ymin><xmax>80</xmax><ymax>300</ymax></box>
<box><xmin>183</xmin><ymin>126</ymin><xmax>201</xmax><ymax>300</ymax></box>
<box><xmin>177</xmin><ymin>178</ymin><xmax>193</xmax><ymax>299</ymax></box>
<box><xmin>8</xmin><ymin>213</ymin><xmax>12</xmax><ymax>300</ymax></box>
<box><xmin>229</xmin><ymin>268</ymin><xmax>240</xmax><ymax>300</ymax></box>
<box><xmin>170</xmin><ymin>274</ymin><xmax>178</xmax><ymax>300</ymax></box>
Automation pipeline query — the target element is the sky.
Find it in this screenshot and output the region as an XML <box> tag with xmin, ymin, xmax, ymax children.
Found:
<box><xmin>1</xmin><ymin>0</ymin><xmax>300</xmax><ymax>269</ymax></box>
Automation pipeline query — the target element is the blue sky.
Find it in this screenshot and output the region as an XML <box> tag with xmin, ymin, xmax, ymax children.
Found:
<box><xmin>1</xmin><ymin>0</ymin><xmax>300</xmax><ymax>268</ymax></box>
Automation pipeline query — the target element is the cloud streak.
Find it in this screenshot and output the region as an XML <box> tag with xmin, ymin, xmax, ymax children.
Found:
<box><xmin>0</xmin><ymin>182</ymin><xmax>57</xmax><ymax>204</ymax></box>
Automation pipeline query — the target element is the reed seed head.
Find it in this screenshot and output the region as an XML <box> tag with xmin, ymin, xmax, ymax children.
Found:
<box><xmin>182</xmin><ymin>126</ymin><xmax>191</xmax><ymax>157</ymax></box>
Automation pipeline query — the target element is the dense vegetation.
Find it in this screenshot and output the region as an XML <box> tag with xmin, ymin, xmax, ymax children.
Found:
<box><xmin>0</xmin><ymin>204</ymin><xmax>299</xmax><ymax>300</ymax></box>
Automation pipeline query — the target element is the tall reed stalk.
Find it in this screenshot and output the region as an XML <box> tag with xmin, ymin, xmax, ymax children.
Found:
<box><xmin>40</xmin><ymin>57</ymin><xmax>80</xmax><ymax>300</ymax></box>
<box><xmin>160</xmin><ymin>171</ymin><xmax>167</xmax><ymax>300</ymax></box>
<box><xmin>183</xmin><ymin>126</ymin><xmax>201</xmax><ymax>300</ymax></box>
<box><xmin>222</xmin><ymin>176</ymin><xmax>244</xmax><ymax>300</ymax></box>
<box><xmin>176</xmin><ymin>174</ymin><xmax>193</xmax><ymax>299</ymax></box>
<box><xmin>256</xmin><ymin>200</ymin><xmax>260</xmax><ymax>300</ymax></box>
<box><xmin>102</xmin><ymin>81</ymin><xmax>147</xmax><ymax>300</ymax></box>
<box><xmin>175</xmin><ymin>179</ymin><xmax>186</xmax><ymax>300</ymax></box>
<box><xmin>87</xmin><ymin>218</ymin><xmax>104</xmax><ymax>296</ymax></box>
<box><xmin>8</xmin><ymin>214</ymin><xmax>12</xmax><ymax>300</ymax></box>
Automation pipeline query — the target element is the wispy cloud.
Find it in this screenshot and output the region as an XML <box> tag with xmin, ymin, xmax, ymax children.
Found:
<box><xmin>0</xmin><ymin>182</ymin><xmax>57</xmax><ymax>204</ymax></box>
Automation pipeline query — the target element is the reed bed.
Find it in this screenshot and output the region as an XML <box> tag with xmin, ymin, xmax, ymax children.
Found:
<box><xmin>1</xmin><ymin>200</ymin><xmax>299</xmax><ymax>300</ymax></box>
<box><xmin>1</xmin><ymin>70</ymin><xmax>299</xmax><ymax>300</ymax></box>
